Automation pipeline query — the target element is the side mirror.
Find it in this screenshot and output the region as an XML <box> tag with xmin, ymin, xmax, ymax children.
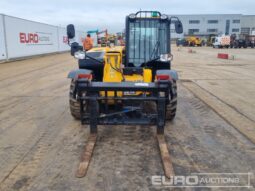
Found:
<box><xmin>67</xmin><ymin>24</ymin><xmax>75</xmax><ymax>39</ymax></box>
<box><xmin>175</xmin><ymin>21</ymin><xmax>183</xmax><ymax>34</ymax></box>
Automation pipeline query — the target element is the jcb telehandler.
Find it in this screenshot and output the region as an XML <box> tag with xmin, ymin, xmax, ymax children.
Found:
<box><xmin>67</xmin><ymin>11</ymin><xmax>183</xmax><ymax>178</ymax></box>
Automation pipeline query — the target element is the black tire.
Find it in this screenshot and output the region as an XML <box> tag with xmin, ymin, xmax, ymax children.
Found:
<box><xmin>166</xmin><ymin>80</ymin><xmax>177</xmax><ymax>121</ymax></box>
<box><xmin>69</xmin><ymin>80</ymin><xmax>87</xmax><ymax>120</ymax></box>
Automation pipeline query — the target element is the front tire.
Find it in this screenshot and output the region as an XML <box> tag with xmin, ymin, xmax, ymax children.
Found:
<box><xmin>69</xmin><ymin>80</ymin><xmax>87</xmax><ymax>120</ymax></box>
<box><xmin>166</xmin><ymin>80</ymin><xmax>177</xmax><ymax>121</ymax></box>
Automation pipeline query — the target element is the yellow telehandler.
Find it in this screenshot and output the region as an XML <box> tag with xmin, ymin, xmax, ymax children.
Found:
<box><xmin>185</xmin><ymin>36</ymin><xmax>202</xmax><ymax>46</ymax></box>
<box><xmin>66</xmin><ymin>11</ymin><xmax>183</xmax><ymax>178</ymax></box>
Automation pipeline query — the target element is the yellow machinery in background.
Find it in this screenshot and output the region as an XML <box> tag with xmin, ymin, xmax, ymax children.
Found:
<box><xmin>185</xmin><ymin>36</ymin><xmax>202</xmax><ymax>46</ymax></box>
<box><xmin>207</xmin><ymin>34</ymin><xmax>217</xmax><ymax>46</ymax></box>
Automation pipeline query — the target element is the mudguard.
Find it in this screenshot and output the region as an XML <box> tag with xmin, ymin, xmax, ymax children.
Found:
<box><xmin>156</xmin><ymin>70</ymin><xmax>179</xmax><ymax>81</ymax></box>
<box><xmin>67</xmin><ymin>69</ymin><xmax>92</xmax><ymax>79</ymax></box>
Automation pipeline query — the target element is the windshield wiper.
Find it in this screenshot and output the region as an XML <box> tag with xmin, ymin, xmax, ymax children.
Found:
<box><xmin>141</xmin><ymin>41</ymin><xmax>160</xmax><ymax>66</ymax></box>
<box><xmin>150</xmin><ymin>41</ymin><xmax>160</xmax><ymax>60</ymax></box>
<box><xmin>142</xmin><ymin>40</ymin><xmax>160</xmax><ymax>64</ymax></box>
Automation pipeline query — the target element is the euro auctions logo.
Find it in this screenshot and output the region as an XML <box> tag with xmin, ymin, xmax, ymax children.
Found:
<box><xmin>19</xmin><ymin>32</ymin><xmax>39</xmax><ymax>43</ymax></box>
<box><xmin>151</xmin><ymin>173</ymin><xmax>252</xmax><ymax>188</ymax></box>
<box><xmin>19</xmin><ymin>32</ymin><xmax>52</xmax><ymax>45</ymax></box>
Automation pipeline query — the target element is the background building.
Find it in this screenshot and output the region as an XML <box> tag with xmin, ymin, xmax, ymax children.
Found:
<box><xmin>241</xmin><ymin>15</ymin><xmax>255</xmax><ymax>35</ymax></box>
<box><xmin>171</xmin><ymin>14</ymin><xmax>255</xmax><ymax>39</ymax></box>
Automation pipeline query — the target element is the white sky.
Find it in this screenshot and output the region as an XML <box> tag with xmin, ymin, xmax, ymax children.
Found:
<box><xmin>0</xmin><ymin>0</ymin><xmax>254</xmax><ymax>32</ymax></box>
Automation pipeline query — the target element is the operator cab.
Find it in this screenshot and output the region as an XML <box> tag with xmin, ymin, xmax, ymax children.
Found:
<box><xmin>66</xmin><ymin>11</ymin><xmax>183</xmax><ymax>80</ymax></box>
<box><xmin>125</xmin><ymin>11</ymin><xmax>183</xmax><ymax>77</ymax></box>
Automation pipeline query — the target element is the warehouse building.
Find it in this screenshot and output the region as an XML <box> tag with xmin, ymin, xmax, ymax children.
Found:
<box><xmin>171</xmin><ymin>14</ymin><xmax>255</xmax><ymax>39</ymax></box>
<box><xmin>241</xmin><ymin>15</ymin><xmax>255</xmax><ymax>35</ymax></box>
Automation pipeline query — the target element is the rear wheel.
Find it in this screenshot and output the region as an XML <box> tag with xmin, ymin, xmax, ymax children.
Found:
<box><xmin>166</xmin><ymin>80</ymin><xmax>177</xmax><ymax>121</ymax></box>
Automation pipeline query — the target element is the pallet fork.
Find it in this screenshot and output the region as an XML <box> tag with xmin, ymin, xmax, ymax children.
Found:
<box><xmin>75</xmin><ymin>79</ymin><xmax>175</xmax><ymax>178</ymax></box>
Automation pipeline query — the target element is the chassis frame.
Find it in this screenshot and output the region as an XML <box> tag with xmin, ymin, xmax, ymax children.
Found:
<box><xmin>74</xmin><ymin>79</ymin><xmax>173</xmax><ymax>134</ymax></box>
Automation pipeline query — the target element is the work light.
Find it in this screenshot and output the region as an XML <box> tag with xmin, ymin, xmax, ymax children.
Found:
<box><xmin>161</xmin><ymin>14</ymin><xmax>168</xmax><ymax>20</ymax></box>
<box><xmin>74</xmin><ymin>51</ymin><xmax>86</xmax><ymax>59</ymax></box>
<box><xmin>129</xmin><ymin>14</ymin><xmax>136</xmax><ymax>19</ymax></box>
<box><xmin>160</xmin><ymin>54</ymin><xmax>172</xmax><ymax>62</ymax></box>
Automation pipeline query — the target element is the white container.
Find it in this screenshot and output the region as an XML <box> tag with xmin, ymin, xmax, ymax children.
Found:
<box><xmin>4</xmin><ymin>15</ymin><xmax>58</xmax><ymax>59</ymax></box>
<box><xmin>58</xmin><ymin>27</ymin><xmax>70</xmax><ymax>51</ymax></box>
<box><xmin>0</xmin><ymin>14</ymin><xmax>7</xmax><ymax>60</ymax></box>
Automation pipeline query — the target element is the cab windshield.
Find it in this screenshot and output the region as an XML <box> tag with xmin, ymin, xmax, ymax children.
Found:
<box><xmin>128</xmin><ymin>20</ymin><xmax>168</xmax><ymax>66</ymax></box>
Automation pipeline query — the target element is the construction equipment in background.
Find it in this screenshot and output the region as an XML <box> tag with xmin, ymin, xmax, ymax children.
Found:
<box><xmin>230</xmin><ymin>34</ymin><xmax>248</xmax><ymax>48</ymax></box>
<box><xmin>212</xmin><ymin>35</ymin><xmax>230</xmax><ymax>48</ymax></box>
<box><xmin>116</xmin><ymin>32</ymin><xmax>125</xmax><ymax>46</ymax></box>
<box><xmin>207</xmin><ymin>34</ymin><xmax>217</xmax><ymax>46</ymax></box>
<box><xmin>96</xmin><ymin>30</ymin><xmax>119</xmax><ymax>47</ymax></box>
<box><xmin>185</xmin><ymin>36</ymin><xmax>202</xmax><ymax>46</ymax></box>
<box><xmin>245</xmin><ymin>35</ymin><xmax>255</xmax><ymax>48</ymax></box>
<box><xmin>86</xmin><ymin>30</ymin><xmax>99</xmax><ymax>47</ymax></box>
<box><xmin>176</xmin><ymin>38</ymin><xmax>188</xmax><ymax>47</ymax></box>
<box><xmin>96</xmin><ymin>30</ymin><xmax>108</xmax><ymax>47</ymax></box>
<box><xmin>108</xmin><ymin>34</ymin><xmax>117</xmax><ymax>45</ymax></box>
<box><xmin>66</xmin><ymin>11</ymin><xmax>183</xmax><ymax>178</ymax></box>
<box><xmin>240</xmin><ymin>34</ymin><xmax>255</xmax><ymax>48</ymax></box>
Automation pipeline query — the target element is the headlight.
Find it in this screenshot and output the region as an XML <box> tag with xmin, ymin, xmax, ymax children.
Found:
<box><xmin>160</xmin><ymin>54</ymin><xmax>172</xmax><ymax>62</ymax></box>
<box><xmin>74</xmin><ymin>51</ymin><xmax>85</xmax><ymax>59</ymax></box>
<box><xmin>161</xmin><ymin>14</ymin><xmax>168</xmax><ymax>20</ymax></box>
